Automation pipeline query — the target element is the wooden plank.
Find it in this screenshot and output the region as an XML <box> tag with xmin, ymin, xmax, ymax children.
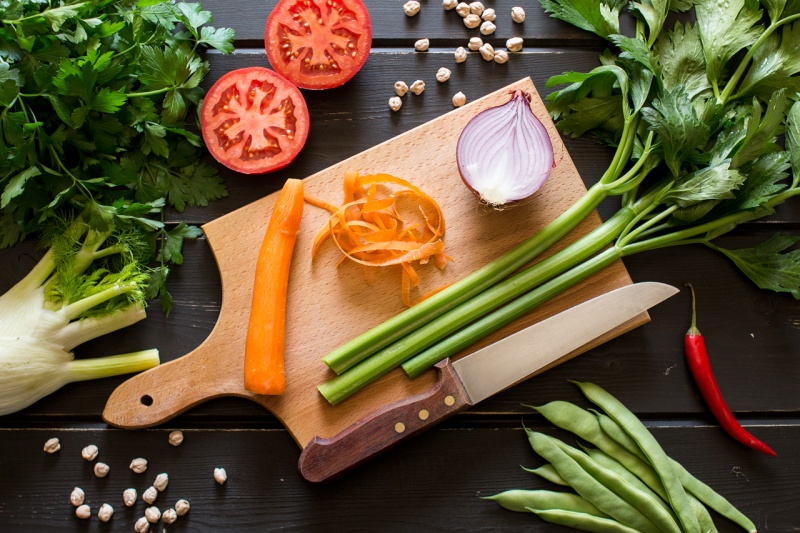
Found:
<box><xmin>3</xmin><ymin>231</ymin><xmax>799</xmax><ymax>421</ymax></box>
<box><xmin>0</xmin><ymin>424</ymin><xmax>796</xmax><ymax>531</ymax></box>
<box><xmin>202</xmin><ymin>0</ymin><xmax>609</xmax><ymax>45</ymax></box>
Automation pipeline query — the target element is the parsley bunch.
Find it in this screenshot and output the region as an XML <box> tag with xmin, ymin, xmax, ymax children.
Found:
<box><xmin>0</xmin><ymin>0</ymin><xmax>235</xmax><ymax>312</ymax></box>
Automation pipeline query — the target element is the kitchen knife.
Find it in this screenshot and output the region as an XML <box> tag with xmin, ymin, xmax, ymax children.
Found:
<box><xmin>298</xmin><ymin>281</ymin><xmax>679</xmax><ymax>482</ymax></box>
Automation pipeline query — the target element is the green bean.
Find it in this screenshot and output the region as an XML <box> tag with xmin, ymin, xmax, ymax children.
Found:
<box><xmin>535</xmin><ymin>400</ymin><xmax>718</xmax><ymax>532</ymax></box>
<box><xmin>574</xmin><ymin>381</ymin><xmax>702</xmax><ymax>533</ymax></box>
<box><xmin>594</xmin><ymin>410</ymin><xmax>645</xmax><ymax>458</ymax></box>
<box><xmin>526</xmin><ymin>430</ymin><xmax>662</xmax><ymax>533</ymax></box>
<box><xmin>522</xmin><ymin>464</ymin><xmax>569</xmax><ymax>486</ymax></box>
<box><xmin>551</xmin><ymin>438</ymin><xmax>682</xmax><ymax>533</ymax></box>
<box><xmin>580</xmin><ymin>446</ymin><xmax>677</xmax><ymax>520</ymax></box>
<box><xmin>484</xmin><ymin>489</ymin><xmax>608</xmax><ymax>516</ymax></box>
<box><xmin>528</xmin><ymin>508</ymin><xmax>643</xmax><ymax>533</ymax></box>
<box><xmin>595</xmin><ymin>408</ymin><xmax>756</xmax><ymax>533</ymax></box>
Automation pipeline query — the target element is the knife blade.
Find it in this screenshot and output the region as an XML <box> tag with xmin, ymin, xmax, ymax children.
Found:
<box><xmin>298</xmin><ymin>282</ymin><xmax>678</xmax><ymax>482</ymax></box>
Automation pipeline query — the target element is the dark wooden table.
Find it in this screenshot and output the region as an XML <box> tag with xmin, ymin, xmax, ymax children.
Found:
<box><xmin>2</xmin><ymin>1</ymin><xmax>799</xmax><ymax>531</ymax></box>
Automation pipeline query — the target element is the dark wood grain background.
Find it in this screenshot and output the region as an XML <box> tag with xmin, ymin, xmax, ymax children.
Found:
<box><xmin>1</xmin><ymin>1</ymin><xmax>798</xmax><ymax>531</ymax></box>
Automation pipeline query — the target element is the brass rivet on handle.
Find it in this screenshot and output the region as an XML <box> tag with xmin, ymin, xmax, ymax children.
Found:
<box><xmin>395</xmin><ymin>422</ymin><xmax>406</xmax><ymax>433</ymax></box>
<box><xmin>418</xmin><ymin>409</ymin><xmax>430</xmax><ymax>420</ymax></box>
<box><xmin>444</xmin><ymin>395</ymin><xmax>455</xmax><ymax>406</ymax></box>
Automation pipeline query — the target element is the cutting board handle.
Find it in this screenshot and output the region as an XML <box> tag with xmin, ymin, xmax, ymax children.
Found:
<box><xmin>298</xmin><ymin>360</ymin><xmax>471</xmax><ymax>482</ymax></box>
<box><xmin>102</xmin><ymin>333</ymin><xmax>246</xmax><ymax>428</ymax></box>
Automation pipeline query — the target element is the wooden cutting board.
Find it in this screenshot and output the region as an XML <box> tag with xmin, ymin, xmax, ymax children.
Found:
<box><xmin>103</xmin><ymin>78</ymin><xmax>646</xmax><ymax>448</ymax></box>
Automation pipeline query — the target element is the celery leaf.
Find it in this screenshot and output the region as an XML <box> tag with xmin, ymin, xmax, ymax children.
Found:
<box><xmin>695</xmin><ymin>0</ymin><xmax>762</xmax><ymax>88</ymax></box>
<box><xmin>709</xmin><ymin>235</ymin><xmax>800</xmax><ymax>298</ymax></box>
<box><xmin>537</xmin><ymin>0</ymin><xmax>625</xmax><ymax>40</ymax></box>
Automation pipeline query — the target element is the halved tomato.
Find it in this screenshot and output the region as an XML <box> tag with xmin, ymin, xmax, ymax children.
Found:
<box><xmin>265</xmin><ymin>0</ymin><xmax>372</xmax><ymax>90</ymax></box>
<box><xmin>200</xmin><ymin>67</ymin><xmax>310</xmax><ymax>175</ymax></box>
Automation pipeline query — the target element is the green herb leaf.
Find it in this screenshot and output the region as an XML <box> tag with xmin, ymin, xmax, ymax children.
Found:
<box><xmin>652</xmin><ymin>21</ymin><xmax>710</xmax><ymax>98</ymax></box>
<box><xmin>736</xmin><ymin>22</ymin><xmax>800</xmax><ymax>100</ymax></box>
<box><xmin>537</xmin><ymin>0</ymin><xmax>625</xmax><ymax>40</ymax></box>
<box><xmin>642</xmin><ymin>86</ymin><xmax>712</xmax><ymax>176</ymax></box>
<box><xmin>160</xmin><ymin>222</ymin><xmax>203</xmax><ymax>265</ymax></box>
<box><xmin>1</xmin><ymin>166</ymin><xmax>40</xmax><ymax>209</ymax></box>
<box><xmin>665</xmin><ymin>160</ymin><xmax>745</xmax><ymax>207</ymax></box>
<box><xmin>629</xmin><ymin>0</ymin><xmax>670</xmax><ymax>45</ymax></box>
<box><xmin>198</xmin><ymin>26</ymin><xmax>236</xmax><ymax>54</ymax></box>
<box><xmin>709</xmin><ymin>235</ymin><xmax>800</xmax><ymax>298</ymax></box>
<box><xmin>786</xmin><ymin>100</ymin><xmax>800</xmax><ymax>179</ymax></box>
<box><xmin>695</xmin><ymin>0</ymin><xmax>762</xmax><ymax>89</ymax></box>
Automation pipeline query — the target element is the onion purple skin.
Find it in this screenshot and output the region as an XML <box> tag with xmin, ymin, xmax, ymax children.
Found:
<box><xmin>457</xmin><ymin>90</ymin><xmax>554</xmax><ymax>209</ymax></box>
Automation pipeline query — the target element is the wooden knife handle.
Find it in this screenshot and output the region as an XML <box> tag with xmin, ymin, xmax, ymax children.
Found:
<box><xmin>298</xmin><ymin>360</ymin><xmax>471</xmax><ymax>482</ymax></box>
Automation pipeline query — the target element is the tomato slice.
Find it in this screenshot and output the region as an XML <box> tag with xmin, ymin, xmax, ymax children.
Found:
<box><xmin>200</xmin><ymin>67</ymin><xmax>310</xmax><ymax>175</ymax></box>
<box><xmin>265</xmin><ymin>0</ymin><xmax>372</xmax><ymax>90</ymax></box>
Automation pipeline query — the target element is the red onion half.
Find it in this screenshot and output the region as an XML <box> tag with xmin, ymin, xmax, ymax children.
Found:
<box><xmin>456</xmin><ymin>90</ymin><xmax>554</xmax><ymax>208</ymax></box>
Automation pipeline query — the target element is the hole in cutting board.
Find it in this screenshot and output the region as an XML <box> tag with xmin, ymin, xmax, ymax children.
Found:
<box><xmin>140</xmin><ymin>395</ymin><xmax>153</xmax><ymax>407</ymax></box>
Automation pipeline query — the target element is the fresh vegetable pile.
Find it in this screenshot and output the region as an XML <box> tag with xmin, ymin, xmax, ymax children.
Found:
<box><xmin>488</xmin><ymin>382</ymin><xmax>757</xmax><ymax>532</ymax></box>
<box><xmin>0</xmin><ymin>0</ymin><xmax>235</xmax><ymax>311</ymax></box>
<box><xmin>317</xmin><ymin>0</ymin><xmax>800</xmax><ymax>405</ymax></box>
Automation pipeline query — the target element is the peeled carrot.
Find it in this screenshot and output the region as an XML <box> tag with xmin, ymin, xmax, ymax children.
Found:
<box><xmin>244</xmin><ymin>178</ymin><xmax>305</xmax><ymax>395</ymax></box>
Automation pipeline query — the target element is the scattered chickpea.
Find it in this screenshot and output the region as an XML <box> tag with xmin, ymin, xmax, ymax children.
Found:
<box><xmin>162</xmin><ymin>508</ymin><xmax>178</xmax><ymax>525</ymax></box>
<box><xmin>130</xmin><ymin>457</ymin><xmax>148</xmax><ymax>474</ymax></box>
<box><xmin>452</xmin><ymin>91</ymin><xmax>467</xmax><ymax>107</ymax></box>
<box><xmin>468</xmin><ymin>36</ymin><xmax>483</xmax><ymax>51</ymax></box>
<box><xmin>175</xmin><ymin>499</ymin><xmax>190</xmax><ymax>516</ymax></box>
<box><xmin>463</xmin><ymin>13</ymin><xmax>480</xmax><ymax>28</ymax></box>
<box><xmin>81</xmin><ymin>444</ymin><xmax>98</xmax><ymax>461</ymax></box>
<box><xmin>409</xmin><ymin>80</ymin><xmax>425</xmax><ymax>95</ymax></box>
<box><xmin>154</xmin><ymin>473</ymin><xmax>169</xmax><ymax>492</ymax></box>
<box><xmin>455</xmin><ymin>2</ymin><xmax>470</xmax><ymax>17</ymax></box>
<box><xmin>511</xmin><ymin>6</ymin><xmax>526</xmax><ymax>23</ymax></box>
<box><xmin>403</xmin><ymin>0</ymin><xmax>420</xmax><ymax>16</ymax></box>
<box><xmin>479</xmin><ymin>42</ymin><xmax>495</xmax><ymax>61</ymax></box>
<box><xmin>70</xmin><ymin>487</ymin><xmax>85</xmax><ymax>507</ymax></box>
<box><xmin>481</xmin><ymin>8</ymin><xmax>496</xmax><ymax>21</ymax></box>
<box><xmin>436</xmin><ymin>67</ymin><xmax>451</xmax><ymax>82</ymax></box>
<box><xmin>94</xmin><ymin>462</ymin><xmax>110</xmax><ymax>478</ymax></box>
<box><xmin>43</xmin><ymin>437</ymin><xmax>60</xmax><ymax>454</ymax></box>
<box><xmin>143</xmin><ymin>486</ymin><xmax>158</xmax><ymax>504</ymax></box>
<box><xmin>454</xmin><ymin>46</ymin><xmax>468</xmax><ymax>63</ymax></box>
<box><xmin>480</xmin><ymin>21</ymin><xmax>496</xmax><ymax>35</ymax></box>
<box><xmin>414</xmin><ymin>38</ymin><xmax>430</xmax><ymax>52</ymax></box>
<box><xmin>75</xmin><ymin>504</ymin><xmax>91</xmax><ymax>520</ymax></box>
<box><xmin>494</xmin><ymin>50</ymin><xmax>509</xmax><ymax>64</ymax></box>
<box><xmin>98</xmin><ymin>503</ymin><xmax>114</xmax><ymax>522</ymax></box>
<box><xmin>506</xmin><ymin>37</ymin><xmax>524</xmax><ymax>53</ymax></box>
<box><xmin>145</xmin><ymin>506</ymin><xmax>161</xmax><ymax>523</ymax></box>
<box><xmin>394</xmin><ymin>81</ymin><xmax>409</xmax><ymax>96</ymax></box>
<box><xmin>168</xmin><ymin>430</ymin><xmax>184</xmax><ymax>447</ymax></box>
<box><xmin>469</xmin><ymin>1</ymin><xmax>484</xmax><ymax>16</ymax></box>
<box><xmin>213</xmin><ymin>467</ymin><xmax>228</xmax><ymax>485</ymax></box>
<box><xmin>123</xmin><ymin>488</ymin><xmax>137</xmax><ymax>507</ymax></box>
<box><xmin>388</xmin><ymin>96</ymin><xmax>402</xmax><ymax>112</ymax></box>
<box><xmin>134</xmin><ymin>516</ymin><xmax>150</xmax><ymax>533</ymax></box>
<box><xmin>442</xmin><ymin>0</ymin><xmax>457</xmax><ymax>9</ymax></box>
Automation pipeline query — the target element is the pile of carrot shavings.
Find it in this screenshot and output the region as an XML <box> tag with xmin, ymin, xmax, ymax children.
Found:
<box><xmin>306</xmin><ymin>172</ymin><xmax>451</xmax><ymax>306</ymax></box>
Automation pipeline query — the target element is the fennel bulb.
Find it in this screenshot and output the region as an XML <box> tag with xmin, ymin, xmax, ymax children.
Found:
<box><xmin>0</xmin><ymin>222</ymin><xmax>160</xmax><ymax>416</ymax></box>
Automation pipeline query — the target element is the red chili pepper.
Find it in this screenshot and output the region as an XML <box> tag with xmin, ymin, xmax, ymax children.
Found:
<box><xmin>684</xmin><ymin>283</ymin><xmax>777</xmax><ymax>457</ymax></box>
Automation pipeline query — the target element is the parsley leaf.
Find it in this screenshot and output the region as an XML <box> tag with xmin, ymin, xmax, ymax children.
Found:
<box><xmin>160</xmin><ymin>222</ymin><xmax>203</xmax><ymax>265</ymax></box>
<box><xmin>652</xmin><ymin>21</ymin><xmax>710</xmax><ymax>98</ymax></box>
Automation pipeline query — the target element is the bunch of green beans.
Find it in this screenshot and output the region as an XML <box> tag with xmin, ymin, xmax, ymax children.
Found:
<box><xmin>486</xmin><ymin>381</ymin><xmax>757</xmax><ymax>533</ymax></box>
